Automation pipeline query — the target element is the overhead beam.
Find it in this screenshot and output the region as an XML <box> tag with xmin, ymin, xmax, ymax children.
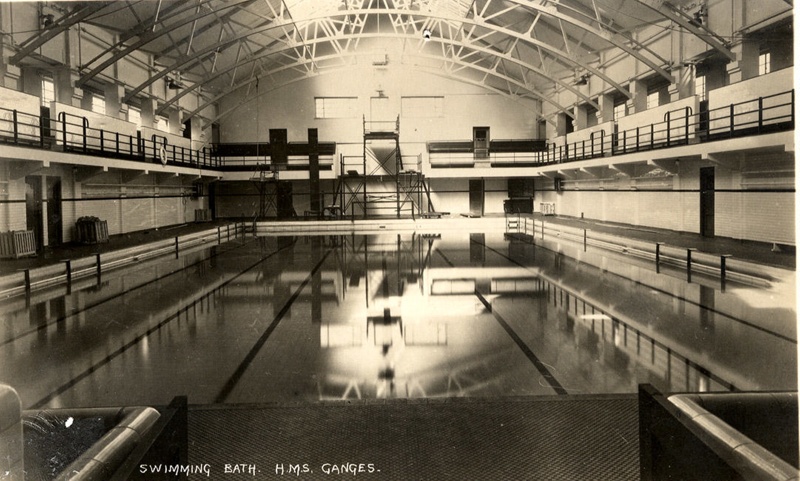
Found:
<box><xmin>157</xmin><ymin>29</ymin><xmax>601</xmax><ymax>115</ymax></box>
<box><xmin>11</xmin><ymin>4</ymin><xmax>109</xmax><ymax>65</ymax></box>
<box><xmin>609</xmin><ymin>163</ymin><xmax>637</xmax><ymax>177</ymax></box>
<box><xmin>78</xmin><ymin>0</ymin><xmax>254</xmax><ymax>88</ymax></box>
<box><xmin>9</xmin><ymin>160</ymin><xmax>47</xmax><ymax>180</ymax></box>
<box><xmin>634</xmin><ymin>0</ymin><xmax>735</xmax><ymax>61</ymax></box>
<box><xmin>123</xmin><ymin>7</ymin><xmax>633</xmax><ymax>105</ymax></box>
<box><xmin>648</xmin><ymin>159</ymin><xmax>679</xmax><ymax>174</ymax></box>
<box><xmin>74</xmin><ymin>166</ymin><xmax>108</xmax><ymax>183</ymax></box>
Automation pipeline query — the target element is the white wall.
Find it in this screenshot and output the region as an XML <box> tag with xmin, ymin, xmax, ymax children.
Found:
<box><xmin>534</xmin><ymin>154</ymin><xmax>795</xmax><ymax>245</ymax></box>
<box><xmin>218</xmin><ymin>68</ymin><xmax>539</xmax><ymax>146</ymax></box>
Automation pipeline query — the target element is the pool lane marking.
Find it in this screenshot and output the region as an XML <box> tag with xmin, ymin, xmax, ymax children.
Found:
<box><xmin>0</xmin><ymin>238</ymin><xmax>256</xmax><ymax>349</ymax></box>
<box><xmin>474</xmin><ymin>289</ymin><xmax>568</xmax><ymax>396</ymax></box>
<box><xmin>28</xmin><ymin>242</ymin><xmax>295</xmax><ymax>410</ymax></box>
<box><xmin>214</xmin><ymin>247</ymin><xmax>333</xmax><ymax>403</ymax></box>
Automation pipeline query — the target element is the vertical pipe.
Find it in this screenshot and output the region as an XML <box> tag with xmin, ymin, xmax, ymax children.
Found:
<box><xmin>64</xmin><ymin>260</ymin><xmax>72</xmax><ymax>285</ymax></box>
<box><xmin>96</xmin><ymin>253</ymin><xmax>102</xmax><ymax>280</ymax></box>
<box><xmin>175</xmin><ymin>236</ymin><xmax>180</xmax><ymax>258</ymax></box>
<box><xmin>24</xmin><ymin>269</ymin><xmax>31</xmax><ymax>292</ymax></box>
<box><xmin>583</xmin><ymin>229</ymin><xmax>587</xmax><ymax>251</ymax></box>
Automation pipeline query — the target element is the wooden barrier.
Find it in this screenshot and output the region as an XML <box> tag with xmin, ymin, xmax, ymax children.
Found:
<box><xmin>0</xmin><ymin>230</ymin><xmax>36</xmax><ymax>258</ymax></box>
<box><xmin>76</xmin><ymin>219</ymin><xmax>109</xmax><ymax>244</ymax></box>
<box><xmin>194</xmin><ymin>209</ymin><xmax>212</xmax><ymax>222</ymax></box>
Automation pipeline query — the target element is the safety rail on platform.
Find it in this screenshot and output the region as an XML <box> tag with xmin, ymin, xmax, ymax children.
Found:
<box><xmin>0</xmin><ymin>107</ymin><xmax>216</xmax><ymax>169</ymax></box>
<box><xmin>0</xmin><ymin>222</ymin><xmax>247</xmax><ymax>299</ymax></box>
<box><xmin>505</xmin><ymin>215</ymin><xmax>774</xmax><ymax>289</ymax></box>
<box><xmin>536</xmin><ymin>89</ymin><xmax>794</xmax><ymax>165</ymax></box>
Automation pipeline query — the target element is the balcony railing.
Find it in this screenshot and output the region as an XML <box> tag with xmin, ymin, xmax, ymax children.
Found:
<box><xmin>0</xmin><ymin>109</ymin><xmax>217</xmax><ymax>169</ymax></box>
<box><xmin>537</xmin><ymin>89</ymin><xmax>794</xmax><ymax>165</ymax></box>
<box><xmin>0</xmin><ymin>89</ymin><xmax>793</xmax><ymax>172</ymax></box>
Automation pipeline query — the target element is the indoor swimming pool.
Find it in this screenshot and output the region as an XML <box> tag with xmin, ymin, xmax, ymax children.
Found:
<box><xmin>1</xmin><ymin>228</ymin><xmax>795</xmax><ymax>410</ymax></box>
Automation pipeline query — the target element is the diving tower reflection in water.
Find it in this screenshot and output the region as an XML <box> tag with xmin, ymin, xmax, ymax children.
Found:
<box><xmin>306</xmin><ymin>231</ymin><xmax>794</xmax><ymax>401</ymax></box>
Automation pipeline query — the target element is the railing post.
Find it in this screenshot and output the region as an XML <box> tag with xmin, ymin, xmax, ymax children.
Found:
<box><xmin>649</xmin><ymin>123</ymin><xmax>654</xmax><ymax>150</ymax></box>
<box><xmin>685</xmin><ymin>107</ymin><xmax>691</xmax><ymax>143</ymax></box>
<box><xmin>666</xmin><ymin>111</ymin><xmax>671</xmax><ymax>147</ymax></box>
<box><xmin>115</xmin><ymin>132</ymin><xmax>120</xmax><ymax>155</ymax></box>
<box><xmin>686</xmin><ymin>248</ymin><xmax>697</xmax><ymax>283</ymax></box>
<box><xmin>96</xmin><ymin>253</ymin><xmax>102</xmax><ymax>280</ymax></box>
<box><xmin>99</xmin><ymin>129</ymin><xmax>104</xmax><ymax>153</ymax></box>
<box><xmin>720</xmin><ymin>254</ymin><xmax>732</xmax><ymax>291</ymax></box>
<box><xmin>729</xmin><ymin>104</ymin><xmax>735</xmax><ymax>138</ymax></box>
<box><xmin>12</xmin><ymin>109</ymin><xmax>18</xmax><ymax>143</ymax></box>
<box><xmin>82</xmin><ymin>117</ymin><xmax>88</xmax><ymax>152</ymax></box>
<box><xmin>61</xmin><ymin>112</ymin><xmax>68</xmax><ymax>147</ymax></box>
<box><xmin>175</xmin><ymin>236</ymin><xmax>180</xmax><ymax>258</ymax></box>
<box><xmin>218</xmin><ymin>226</ymin><xmax>221</xmax><ymax>244</ymax></box>
<box><xmin>64</xmin><ymin>260</ymin><xmax>72</xmax><ymax>286</ymax></box>
<box><xmin>758</xmin><ymin>97</ymin><xmax>763</xmax><ymax>134</ymax></box>
<box><xmin>24</xmin><ymin>269</ymin><xmax>31</xmax><ymax>292</ymax></box>
<box><xmin>655</xmin><ymin>242</ymin><xmax>664</xmax><ymax>273</ymax></box>
<box><xmin>583</xmin><ymin>229</ymin><xmax>587</xmax><ymax>251</ymax></box>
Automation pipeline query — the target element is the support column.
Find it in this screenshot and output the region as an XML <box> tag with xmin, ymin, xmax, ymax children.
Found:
<box><xmin>104</xmin><ymin>83</ymin><xmax>124</xmax><ymax>120</ymax></box>
<box><xmin>669</xmin><ymin>66</ymin><xmax>693</xmax><ymax>102</ymax></box>
<box><xmin>140</xmin><ymin>98</ymin><xmax>158</xmax><ymax>129</ymax></box>
<box><xmin>627</xmin><ymin>80</ymin><xmax>648</xmax><ymax>114</ymax></box>
<box><xmin>727</xmin><ymin>41</ymin><xmax>759</xmax><ymax>84</ymax></box>
<box><xmin>596</xmin><ymin>94</ymin><xmax>615</xmax><ymax>123</ymax></box>
<box><xmin>308</xmin><ymin>128</ymin><xmax>320</xmax><ymax>214</ymax></box>
<box><xmin>573</xmin><ymin>104</ymin><xmax>588</xmax><ymax>131</ymax></box>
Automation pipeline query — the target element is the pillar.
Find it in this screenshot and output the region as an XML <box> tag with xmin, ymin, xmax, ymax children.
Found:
<box><xmin>596</xmin><ymin>94</ymin><xmax>615</xmax><ymax>123</ymax></box>
<box><xmin>627</xmin><ymin>80</ymin><xmax>648</xmax><ymax>114</ymax></box>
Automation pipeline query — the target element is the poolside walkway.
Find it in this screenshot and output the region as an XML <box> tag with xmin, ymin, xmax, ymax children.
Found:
<box><xmin>0</xmin><ymin>213</ymin><xmax>794</xmax><ymax>277</ymax></box>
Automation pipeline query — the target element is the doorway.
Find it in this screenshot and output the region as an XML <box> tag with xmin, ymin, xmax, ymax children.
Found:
<box><xmin>46</xmin><ymin>176</ymin><xmax>62</xmax><ymax>246</ymax></box>
<box><xmin>468</xmin><ymin>179</ymin><xmax>484</xmax><ymax>217</ymax></box>
<box><xmin>25</xmin><ymin>176</ymin><xmax>43</xmax><ymax>251</ymax></box>
<box><xmin>700</xmin><ymin>167</ymin><xmax>714</xmax><ymax>237</ymax></box>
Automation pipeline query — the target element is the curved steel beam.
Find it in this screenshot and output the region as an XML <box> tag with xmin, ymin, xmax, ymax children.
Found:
<box><xmin>634</xmin><ymin>0</ymin><xmax>734</xmax><ymax>60</ymax></box>
<box><xmin>123</xmin><ymin>7</ymin><xmax>633</xmax><ymax>105</ymax></box>
<box><xmin>508</xmin><ymin>0</ymin><xmax>673</xmax><ymax>82</ymax></box>
<box><xmin>156</xmin><ymin>30</ymin><xmax>598</xmax><ymax>116</ymax></box>
<box><xmin>77</xmin><ymin>0</ymin><xmax>254</xmax><ymax>87</ymax></box>
<box><xmin>11</xmin><ymin>3</ymin><xmax>111</xmax><ymax>65</ymax></box>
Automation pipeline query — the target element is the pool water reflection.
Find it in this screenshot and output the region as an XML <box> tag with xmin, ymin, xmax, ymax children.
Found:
<box><xmin>0</xmin><ymin>230</ymin><xmax>795</xmax><ymax>409</ymax></box>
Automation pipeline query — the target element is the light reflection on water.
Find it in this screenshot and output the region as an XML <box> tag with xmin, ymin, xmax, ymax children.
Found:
<box><xmin>0</xmin><ymin>230</ymin><xmax>795</xmax><ymax>409</ymax></box>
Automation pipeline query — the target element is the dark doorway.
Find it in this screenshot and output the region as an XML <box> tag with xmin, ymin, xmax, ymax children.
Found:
<box><xmin>473</xmin><ymin>127</ymin><xmax>489</xmax><ymax>159</ymax></box>
<box><xmin>25</xmin><ymin>176</ymin><xmax>43</xmax><ymax>251</ymax></box>
<box><xmin>700</xmin><ymin>167</ymin><xmax>715</xmax><ymax>237</ymax></box>
<box><xmin>46</xmin><ymin>176</ymin><xmax>62</xmax><ymax>246</ymax></box>
<box><xmin>468</xmin><ymin>179</ymin><xmax>484</xmax><ymax>217</ymax></box>
<box><xmin>276</xmin><ymin>181</ymin><xmax>295</xmax><ymax>219</ymax></box>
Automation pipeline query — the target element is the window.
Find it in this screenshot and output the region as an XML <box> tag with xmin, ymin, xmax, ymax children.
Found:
<box><xmin>694</xmin><ymin>75</ymin><xmax>706</xmax><ymax>101</ymax></box>
<box><xmin>401</xmin><ymin>96</ymin><xmax>444</xmax><ymax>117</ymax></box>
<box><xmin>127</xmin><ymin>105</ymin><xmax>141</xmax><ymax>127</ymax></box>
<box><xmin>613</xmin><ymin>102</ymin><xmax>627</xmax><ymax>120</ymax></box>
<box><xmin>646</xmin><ymin>91</ymin><xmax>660</xmax><ymax>110</ymax></box>
<box><xmin>41</xmin><ymin>77</ymin><xmax>54</xmax><ymax>107</ymax></box>
<box><xmin>156</xmin><ymin>116</ymin><xmax>169</xmax><ymax>132</ymax></box>
<box><xmin>758</xmin><ymin>51</ymin><xmax>771</xmax><ymax>75</ymax></box>
<box><xmin>315</xmin><ymin>97</ymin><xmax>358</xmax><ymax>118</ymax></box>
<box><xmin>91</xmin><ymin>94</ymin><xmax>105</xmax><ymax>115</ymax></box>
